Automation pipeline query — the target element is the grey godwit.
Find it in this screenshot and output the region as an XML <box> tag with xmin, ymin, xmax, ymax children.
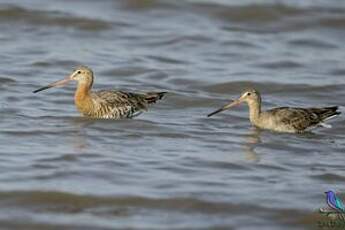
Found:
<box><xmin>207</xmin><ymin>88</ymin><xmax>340</xmax><ymax>133</ymax></box>
<box><xmin>33</xmin><ymin>66</ymin><xmax>166</xmax><ymax>119</ymax></box>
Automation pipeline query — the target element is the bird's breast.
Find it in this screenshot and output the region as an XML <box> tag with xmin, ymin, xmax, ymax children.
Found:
<box><xmin>74</xmin><ymin>93</ymin><xmax>95</xmax><ymax>116</ymax></box>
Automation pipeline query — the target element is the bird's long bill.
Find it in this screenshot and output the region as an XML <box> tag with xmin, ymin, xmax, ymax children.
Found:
<box><xmin>207</xmin><ymin>99</ymin><xmax>242</xmax><ymax>117</ymax></box>
<box><xmin>33</xmin><ymin>77</ymin><xmax>71</xmax><ymax>93</ymax></box>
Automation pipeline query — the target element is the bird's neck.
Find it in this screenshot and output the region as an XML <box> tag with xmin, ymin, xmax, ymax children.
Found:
<box><xmin>248</xmin><ymin>100</ymin><xmax>261</xmax><ymax>125</ymax></box>
<box><xmin>74</xmin><ymin>82</ymin><xmax>93</xmax><ymax>115</ymax></box>
<box><xmin>75</xmin><ymin>82</ymin><xmax>91</xmax><ymax>99</ymax></box>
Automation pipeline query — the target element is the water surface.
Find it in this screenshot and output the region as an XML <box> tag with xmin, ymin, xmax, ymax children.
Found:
<box><xmin>0</xmin><ymin>0</ymin><xmax>344</xmax><ymax>229</ymax></box>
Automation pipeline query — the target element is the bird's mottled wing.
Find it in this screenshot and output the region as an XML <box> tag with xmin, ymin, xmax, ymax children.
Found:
<box><xmin>268</xmin><ymin>107</ymin><xmax>320</xmax><ymax>131</ymax></box>
<box><xmin>91</xmin><ymin>90</ymin><xmax>148</xmax><ymax>119</ymax></box>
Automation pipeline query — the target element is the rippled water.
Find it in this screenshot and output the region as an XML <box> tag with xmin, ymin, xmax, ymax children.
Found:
<box><xmin>0</xmin><ymin>0</ymin><xmax>344</xmax><ymax>229</ymax></box>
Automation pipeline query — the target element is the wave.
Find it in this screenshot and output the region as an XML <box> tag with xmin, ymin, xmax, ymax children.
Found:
<box><xmin>190</xmin><ymin>2</ymin><xmax>345</xmax><ymax>32</ymax></box>
<box><xmin>204</xmin><ymin>81</ymin><xmax>344</xmax><ymax>92</ymax></box>
<box><xmin>0</xmin><ymin>190</ymin><xmax>310</xmax><ymax>214</ymax></box>
<box><xmin>0</xmin><ymin>5</ymin><xmax>111</xmax><ymax>31</ymax></box>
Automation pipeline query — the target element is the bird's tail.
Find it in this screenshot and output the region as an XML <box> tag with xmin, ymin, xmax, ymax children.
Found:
<box><xmin>318</xmin><ymin>106</ymin><xmax>341</xmax><ymax>121</ymax></box>
<box><xmin>144</xmin><ymin>92</ymin><xmax>167</xmax><ymax>104</ymax></box>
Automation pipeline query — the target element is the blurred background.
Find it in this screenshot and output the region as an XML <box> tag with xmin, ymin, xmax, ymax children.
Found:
<box><xmin>0</xmin><ymin>0</ymin><xmax>344</xmax><ymax>229</ymax></box>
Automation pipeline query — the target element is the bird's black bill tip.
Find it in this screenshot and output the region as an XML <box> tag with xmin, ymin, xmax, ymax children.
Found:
<box><xmin>32</xmin><ymin>77</ymin><xmax>72</xmax><ymax>94</ymax></box>
<box><xmin>207</xmin><ymin>108</ymin><xmax>223</xmax><ymax>117</ymax></box>
<box><xmin>33</xmin><ymin>85</ymin><xmax>52</xmax><ymax>93</ymax></box>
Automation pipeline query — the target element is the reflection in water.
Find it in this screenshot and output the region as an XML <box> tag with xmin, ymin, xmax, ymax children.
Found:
<box><xmin>243</xmin><ymin>128</ymin><xmax>261</xmax><ymax>162</ymax></box>
<box><xmin>68</xmin><ymin>117</ymin><xmax>95</xmax><ymax>151</ymax></box>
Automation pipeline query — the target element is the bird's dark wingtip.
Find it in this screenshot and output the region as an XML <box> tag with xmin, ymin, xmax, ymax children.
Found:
<box><xmin>330</xmin><ymin>108</ymin><xmax>341</xmax><ymax>117</ymax></box>
<box><xmin>145</xmin><ymin>91</ymin><xmax>167</xmax><ymax>104</ymax></box>
<box><xmin>158</xmin><ymin>92</ymin><xmax>168</xmax><ymax>99</ymax></box>
<box><xmin>326</xmin><ymin>106</ymin><xmax>339</xmax><ymax>111</ymax></box>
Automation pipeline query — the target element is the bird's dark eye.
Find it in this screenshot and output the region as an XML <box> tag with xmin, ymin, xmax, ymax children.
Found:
<box><xmin>77</xmin><ymin>71</ymin><xmax>81</xmax><ymax>74</ymax></box>
<box><xmin>247</xmin><ymin>92</ymin><xmax>251</xmax><ymax>96</ymax></box>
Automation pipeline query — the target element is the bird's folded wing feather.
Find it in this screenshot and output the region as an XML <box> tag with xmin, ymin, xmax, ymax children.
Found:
<box><xmin>91</xmin><ymin>90</ymin><xmax>148</xmax><ymax>118</ymax></box>
<box><xmin>269</xmin><ymin>107</ymin><xmax>320</xmax><ymax>131</ymax></box>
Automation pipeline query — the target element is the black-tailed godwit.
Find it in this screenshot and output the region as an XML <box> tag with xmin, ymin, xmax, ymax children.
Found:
<box><xmin>208</xmin><ymin>88</ymin><xmax>340</xmax><ymax>133</ymax></box>
<box><xmin>33</xmin><ymin>66</ymin><xmax>166</xmax><ymax>119</ymax></box>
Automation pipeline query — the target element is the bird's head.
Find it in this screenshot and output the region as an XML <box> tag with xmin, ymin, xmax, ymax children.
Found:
<box><xmin>239</xmin><ymin>88</ymin><xmax>261</xmax><ymax>105</ymax></box>
<box><xmin>33</xmin><ymin>65</ymin><xmax>94</xmax><ymax>93</ymax></box>
<box><xmin>325</xmin><ymin>191</ymin><xmax>335</xmax><ymax>196</ymax></box>
<box><xmin>69</xmin><ymin>66</ymin><xmax>94</xmax><ymax>85</ymax></box>
<box><xmin>207</xmin><ymin>88</ymin><xmax>261</xmax><ymax>117</ymax></box>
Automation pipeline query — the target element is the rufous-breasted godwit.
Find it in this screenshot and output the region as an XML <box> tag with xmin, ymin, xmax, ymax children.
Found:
<box><xmin>33</xmin><ymin>66</ymin><xmax>166</xmax><ymax>119</ymax></box>
<box><xmin>208</xmin><ymin>88</ymin><xmax>340</xmax><ymax>133</ymax></box>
